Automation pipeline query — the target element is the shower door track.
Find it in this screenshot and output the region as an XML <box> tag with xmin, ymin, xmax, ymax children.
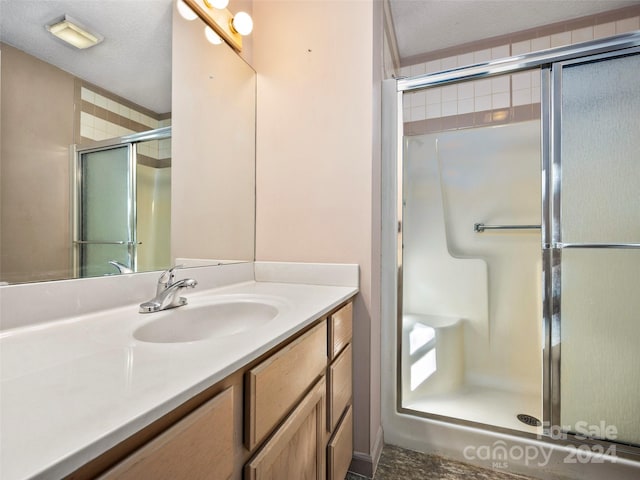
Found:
<box><xmin>392</xmin><ymin>31</ymin><xmax>640</xmax><ymax>460</ymax></box>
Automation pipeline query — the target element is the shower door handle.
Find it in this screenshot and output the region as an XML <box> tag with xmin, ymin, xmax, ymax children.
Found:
<box><xmin>73</xmin><ymin>240</ymin><xmax>143</xmax><ymax>245</ymax></box>
<box><xmin>474</xmin><ymin>223</ymin><xmax>541</xmax><ymax>233</ymax></box>
<box><xmin>551</xmin><ymin>242</ymin><xmax>640</xmax><ymax>249</ymax></box>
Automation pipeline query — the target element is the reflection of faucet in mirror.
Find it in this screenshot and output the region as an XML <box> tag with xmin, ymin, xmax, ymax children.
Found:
<box><xmin>108</xmin><ymin>261</ymin><xmax>133</xmax><ymax>274</ymax></box>
<box><xmin>139</xmin><ymin>266</ymin><xmax>197</xmax><ymax>313</ymax></box>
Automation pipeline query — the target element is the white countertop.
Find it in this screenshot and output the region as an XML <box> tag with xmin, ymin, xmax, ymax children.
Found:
<box><xmin>0</xmin><ymin>279</ymin><xmax>357</xmax><ymax>480</ymax></box>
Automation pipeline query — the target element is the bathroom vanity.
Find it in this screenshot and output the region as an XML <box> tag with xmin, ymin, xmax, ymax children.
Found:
<box><xmin>0</xmin><ymin>262</ymin><xmax>357</xmax><ymax>480</ymax></box>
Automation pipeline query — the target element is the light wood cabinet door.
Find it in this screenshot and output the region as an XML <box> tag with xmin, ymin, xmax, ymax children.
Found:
<box><xmin>245</xmin><ymin>377</ymin><xmax>326</xmax><ymax>480</ymax></box>
<box><xmin>328</xmin><ymin>406</ymin><xmax>353</xmax><ymax>480</ymax></box>
<box><xmin>328</xmin><ymin>344</ymin><xmax>352</xmax><ymax>432</ymax></box>
<box><xmin>328</xmin><ymin>303</ymin><xmax>352</xmax><ymax>360</ymax></box>
<box><xmin>245</xmin><ymin>321</ymin><xmax>327</xmax><ymax>450</ymax></box>
<box><xmin>99</xmin><ymin>387</ymin><xmax>234</xmax><ymax>480</ymax></box>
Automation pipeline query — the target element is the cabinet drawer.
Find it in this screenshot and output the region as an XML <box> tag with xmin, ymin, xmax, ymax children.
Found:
<box><xmin>329</xmin><ymin>302</ymin><xmax>352</xmax><ymax>360</ymax></box>
<box><xmin>246</xmin><ymin>321</ymin><xmax>327</xmax><ymax>450</ymax></box>
<box><xmin>100</xmin><ymin>387</ymin><xmax>234</xmax><ymax>480</ymax></box>
<box><xmin>328</xmin><ymin>405</ymin><xmax>353</xmax><ymax>480</ymax></box>
<box><xmin>327</xmin><ymin>343</ymin><xmax>352</xmax><ymax>432</ymax></box>
<box><xmin>245</xmin><ymin>377</ymin><xmax>326</xmax><ymax>480</ymax></box>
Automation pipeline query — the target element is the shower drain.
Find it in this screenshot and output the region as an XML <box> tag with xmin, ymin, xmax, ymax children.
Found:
<box><xmin>517</xmin><ymin>413</ymin><xmax>542</xmax><ymax>427</ymax></box>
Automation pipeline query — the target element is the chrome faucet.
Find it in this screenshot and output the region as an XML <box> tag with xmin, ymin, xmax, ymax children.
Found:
<box><xmin>109</xmin><ymin>260</ymin><xmax>133</xmax><ymax>274</ymax></box>
<box><xmin>139</xmin><ymin>266</ymin><xmax>197</xmax><ymax>313</ymax></box>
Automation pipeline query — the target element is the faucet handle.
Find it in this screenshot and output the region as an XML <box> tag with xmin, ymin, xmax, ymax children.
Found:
<box><xmin>157</xmin><ymin>265</ymin><xmax>184</xmax><ymax>293</ymax></box>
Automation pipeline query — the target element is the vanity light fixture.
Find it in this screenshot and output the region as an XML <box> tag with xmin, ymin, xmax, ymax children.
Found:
<box><xmin>177</xmin><ymin>0</ymin><xmax>198</xmax><ymax>21</ymax></box>
<box><xmin>230</xmin><ymin>11</ymin><xmax>253</xmax><ymax>36</ymax></box>
<box><xmin>46</xmin><ymin>15</ymin><xmax>103</xmax><ymax>49</ymax></box>
<box><xmin>203</xmin><ymin>0</ymin><xmax>229</xmax><ymax>9</ymax></box>
<box><xmin>181</xmin><ymin>0</ymin><xmax>252</xmax><ymax>52</ymax></box>
<box><xmin>204</xmin><ymin>26</ymin><xmax>223</xmax><ymax>45</ymax></box>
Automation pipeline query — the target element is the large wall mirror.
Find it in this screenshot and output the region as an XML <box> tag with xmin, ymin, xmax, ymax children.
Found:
<box><xmin>0</xmin><ymin>0</ymin><xmax>256</xmax><ymax>284</ymax></box>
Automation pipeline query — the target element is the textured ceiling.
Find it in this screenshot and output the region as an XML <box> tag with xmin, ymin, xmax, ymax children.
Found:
<box><xmin>3</xmin><ymin>1</ymin><xmax>638</xmax><ymax>112</ymax></box>
<box><xmin>389</xmin><ymin>0</ymin><xmax>640</xmax><ymax>60</ymax></box>
<box><xmin>0</xmin><ymin>0</ymin><xmax>173</xmax><ymax>114</ymax></box>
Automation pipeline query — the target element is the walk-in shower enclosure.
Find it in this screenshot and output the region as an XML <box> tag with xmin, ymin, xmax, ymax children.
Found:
<box><xmin>382</xmin><ymin>31</ymin><xmax>640</xmax><ymax>471</ymax></box>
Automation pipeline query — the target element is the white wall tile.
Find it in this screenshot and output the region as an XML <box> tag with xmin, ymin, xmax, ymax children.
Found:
<box><xmin>457</xmin><ymin>82</ymin><xmax>474</xmax><ymax>99</ymax></box>
<box><xmin>425</xmin><ymin>60</ymin><xmax>441</xmax><ymax>74</ymax></box>
<box><xmin>513</xmin><ymin>88</ymin><xmax>532</xmax><ymax>106</ymax></box>
<box><xmin>616</xmin><ymin>17</ymin><xmax>640</xmax><ymax>33</ymax></box>
<box><xmin>491</xmin><ymin>44</ymin><xmax>510</xmax><ymax>59</ymax></box>
<box><xmin>531</xmin><ymin>86</ymin><xmax>541</xmax><ymax>103</ymax></box>
<box><xmin>458</xmin><ymin>98</ymin><xmax>474</xmax><ymax>114</ymax></box>
<box><xmin>474</xmin><ymin>79</ymin><xmax>491</xmax><ymax>97</ymax></box>
<box><xmin>512</xmin><ymin>40</ymin><xmax>531</xmax><ymax>55</ymax></box>
<box><xmin>410</xmin><ymin>91</ymin><xmax>426</xmax><ymax>107</ymax></box>
<box><xmin>475</xmin><ymin>95</ymin><xmax>491</xmax><ymax>111</ymax></box>
<box><xmin>80</xmin><ymin>87</ymin><xmax>95</xmax><ymax>103</ymax></box>
<box><xmin>594</xmin><ymin>22</ymin><xmax>616</xmax><ymax>39</ymax></box>
<box><xmin>403</xmin><ymin>106</ymin><xmax>411</xmax><ymax>122</ymax></box>
<box><xmin>491</xmin><ymin>76</ymin><xmax>510</xmax><ymax>94</ymax></box>
<box><xmin>106</xmin><ymin>99</ymin><xmax>119</xmax><ymax>114</ymax></box>
<box><xmin>531</xmin><ymin>71</ymin><xmax>541</xmax><ymax>88</ymax></box>
<box><xmin>571</xmin><ymin>26</ymin><xmax>593</xmax><ymax>43</ymax></box>
<box><xmin>551</xmin><ymin>31</ymin><xmax>571</xmax><ymax>47</ymax></box>
<box><xmin>512</xmin><ymin>72</ymin><xmax>531</xmax><ymax>90</ymax></box>
<box><xmin>457</xmin><ymin>52</ymin><xmax>474</xmax><ymax>67</ymax></box>
<box><xmin>400</xmin><ymin>66</ymin><xmax>411</xmax><ymax>77</ymax></box>
<box><xmin>474</xmin><ymin>49</ymin><xmax>491</xmax><ymax>63</ymax></box>
<box><xmin>119</xmin><ymin>105</ymin><xmax>131</xmax><ymax>119</ymax></box>
<box><xmin>80</xmin><ymin>111</ymin><xmax>93</xmax><ymax>128</ymax></box>
<box><xmin>441</xmin><ymin>56</ymin><xmax>458</xmax><ymax>70</ymax></box>
<box><xmin>492</xmin><ymin>92</ymin><xmax>510</xmax><ymax>109</ymax></box>
<box><xmin>426</xmin><ymin>87</ymin><xmax>441</xmax><ymax>104</ymax></box>
<box><xmin>95</xmin><ymin>94</ymin><xmax>107</xmax><ymax>109</ymax></box>
<box><xmin>442</xmin><ymin>85</ymin><xmax>457</xmax><ymax>102</ymax></box>
<box><xmin>442</xmin><ymin>101</ymin><xmax>457</xmax><ymax>117</ymax></box>
<box><xmin>531</xmin><ymin>36</ymin><xmax>551</xmax><ymax>51</ymax></box>
<box><xmin>410</xmin><ymin>63</ymin><xmax>426</xmax><ymax>76</ymax></box>
<box><xmin>410</xmin><ymin>105</ymin><xmax>425</xmax><ymax>122</ymax></box>
<box><xmin>426</xmin><ymin>103</ymin><xmax>441</xmax><ymax>119</ymax></box>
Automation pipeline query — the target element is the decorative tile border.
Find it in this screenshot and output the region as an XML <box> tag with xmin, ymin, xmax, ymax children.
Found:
<box><xmin>399</xmin><ymin>5</ymin><xmax>639</xmax><ymax>134</ymax></box>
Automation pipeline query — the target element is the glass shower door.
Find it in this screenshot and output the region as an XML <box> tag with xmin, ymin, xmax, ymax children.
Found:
<box><xmin>76</xmin><ymin>144</ymin><xmax>136</xmax><ymax>277</ymax></box>
<box><xmin>550</xmin><ymin>50</ymin><xmax>640</xmax><ymax>446</ymax></box>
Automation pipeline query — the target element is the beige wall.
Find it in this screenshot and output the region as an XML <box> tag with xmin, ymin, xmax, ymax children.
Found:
<box><xmin>0</xmin><ymin>43</ymin><xmax>74</xmax><ymax>283</ymax></box>
<box><xmin>171</xmin><ymin>6</ymin><xmax>256</xmax><ymax>263</ymax></box>
<box><xmin>252</xmin><ymin>1</ymin><xmax>383</xmax><ymax>474</ymax></box>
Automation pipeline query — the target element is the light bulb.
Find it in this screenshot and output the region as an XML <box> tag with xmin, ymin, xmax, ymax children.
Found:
<box><xmin>231</xmin><ymin>11</ymin><xmax>253</xmax><ymax>36</ymax></box>
<box><xmin>204</xmin><ymin>0</ymin><xmax>229</xmax><ymax>9</ymax></box>
<box><xmin>204</xmin><ymin>26</ymin><xmax>222</xmax><ymax>45</ymax></box>
<box><xmin>177</xmin><ymin>0</ymin><xmax>197</xmax><ymax>21</ymax></box>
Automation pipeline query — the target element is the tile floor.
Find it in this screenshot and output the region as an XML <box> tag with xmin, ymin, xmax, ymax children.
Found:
<box><xmin>347</xmin><ymin>444</ymin><xmax>537</xmax><ymax>480</ymax></box>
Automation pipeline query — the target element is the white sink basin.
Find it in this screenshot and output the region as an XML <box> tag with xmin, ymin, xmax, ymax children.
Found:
<box><xmin>133</xmin><ymin>297</ymin><xmax>282</xmax><ymax>343</ymax></box>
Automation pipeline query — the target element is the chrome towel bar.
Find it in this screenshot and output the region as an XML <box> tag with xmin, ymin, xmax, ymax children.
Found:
<box><xmin>474</xmin><ymin>223</ymin><xmax>541</xmax><ymax>233</ymax></box>
<box><xmin>73</xmin><ymin>240</ymin><xmax>142</xmax><ymax>245</ymax></box>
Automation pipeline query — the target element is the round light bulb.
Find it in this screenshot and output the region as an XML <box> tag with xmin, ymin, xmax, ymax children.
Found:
<box><xmin>176</xmin><ymin>0</ymin><xmax>197</xmax><ymax>21</ymax></box>
<box><xmin>231</xmin><ymin>12</ymin><xmax>253</xmax><ymax>36</ymax></box>
<box><xmin>209</xmin><ymin>0</ymin><xmax>229</xmax><ymax>8</ymax></box>
<box><xmin>204</xmin><ymin>26</ymin><xmax>222</xmax><ymax>45</ymax></box>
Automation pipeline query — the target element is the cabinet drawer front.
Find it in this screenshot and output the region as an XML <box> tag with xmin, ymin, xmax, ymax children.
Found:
<box><xmin>328</xmin><ymin>406</ymin><xmax>353</xmax><ymax>480</ymax></box>
<box><xmin>245</xmin><ymin>377</ymin><xmax>326</xmax><ymax>480</ymax></box>
<box><xmin>329</xmin><ymin>302</ymin><xmax>352</xmax><ymax>360</ymax></box>
<box><xmin>246</xmin><ymin>321</ymin><xmax>327</xmax><ymax>450</ymax></box>
<box><xmin>100</xmin><ymin>387</ymin><xmax>234</xmax><ymax>480</ymax></box>
<box><xmin>328</xmin><ymin>343</ymin><xmax>352</xmax><ymax>432</ymax></box>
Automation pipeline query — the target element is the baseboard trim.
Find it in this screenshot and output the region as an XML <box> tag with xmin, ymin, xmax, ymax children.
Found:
<box><xmin>349</xmin><ymin>426</ymin><xmax>385</xmax><ymax>478</ymax></box>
